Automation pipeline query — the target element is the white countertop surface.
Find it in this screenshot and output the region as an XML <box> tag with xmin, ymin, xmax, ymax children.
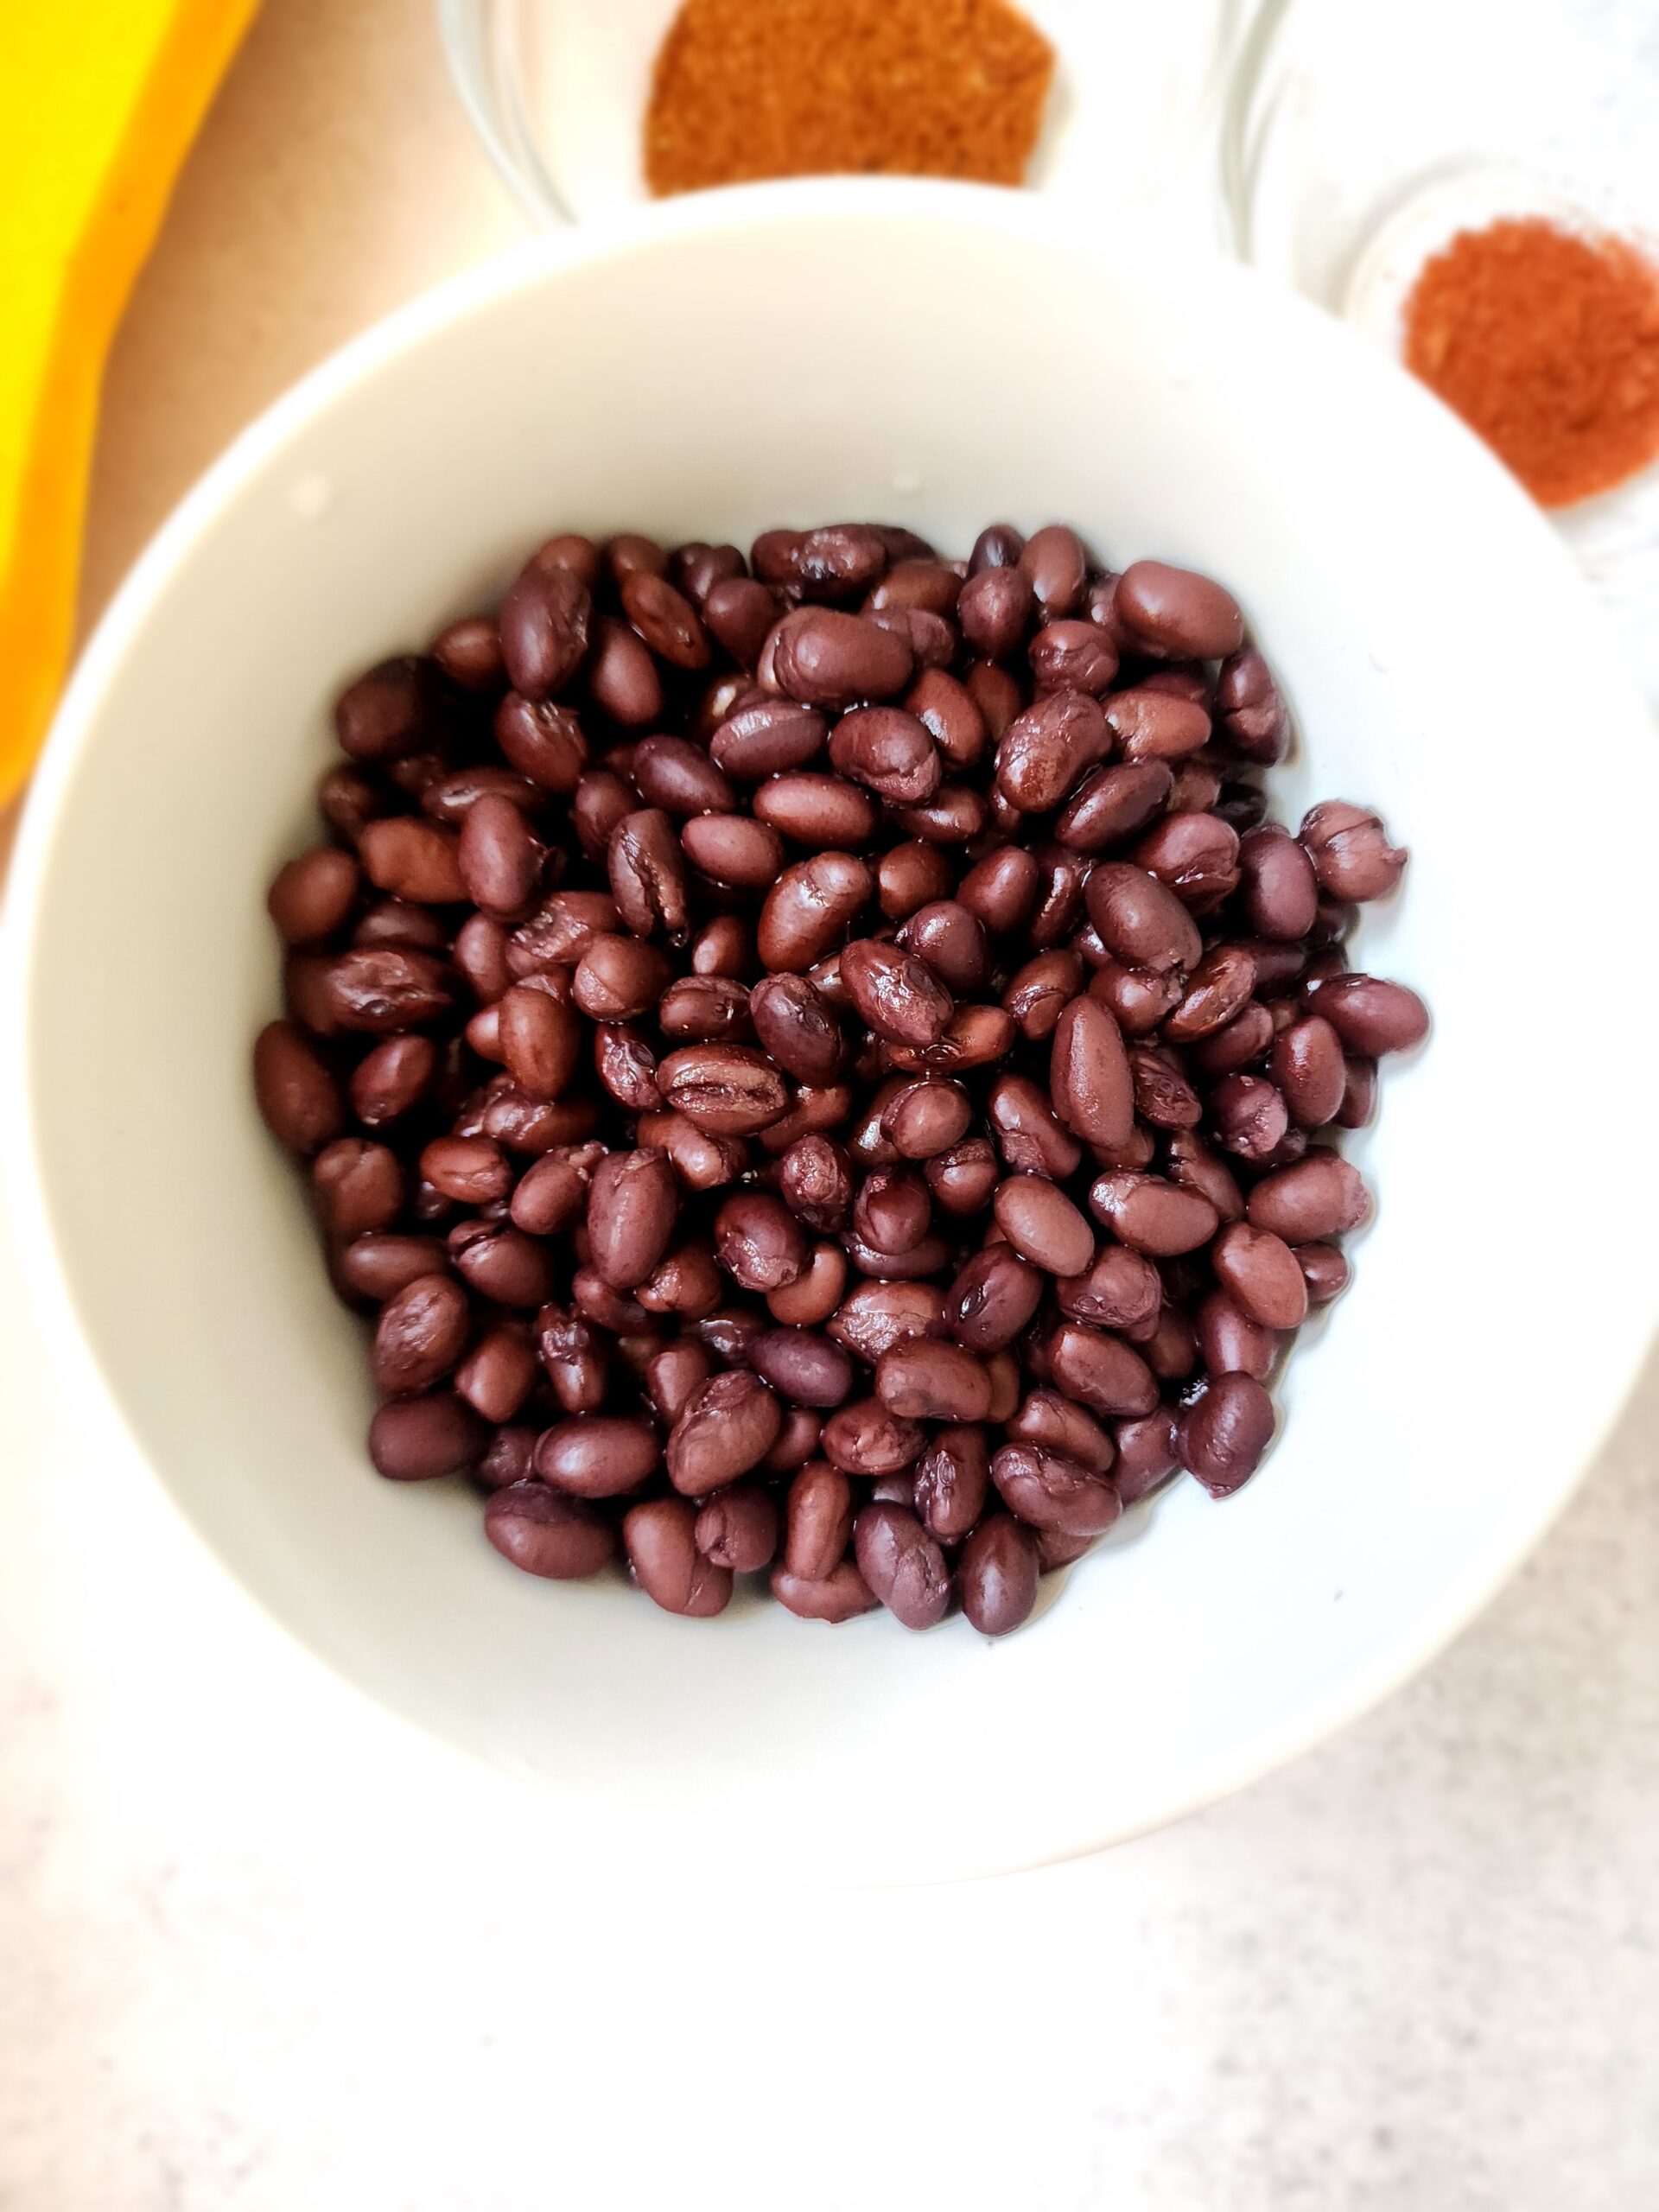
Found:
<box><xmin>3</xmin><ymin>3</ymin><xmax>1656</xmax><ymax>2204</ymax></box>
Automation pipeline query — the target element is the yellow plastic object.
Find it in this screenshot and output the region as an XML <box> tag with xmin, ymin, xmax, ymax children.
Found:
<box><xmin>0</xmin><ymin>0</ymin><xmax>257</xmax><ymax>804</ymax></box>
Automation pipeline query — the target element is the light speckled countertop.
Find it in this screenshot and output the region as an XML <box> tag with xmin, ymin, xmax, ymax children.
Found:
<box><xmin>2</xmin><ymin>4</ymin><xmax>1656</xmax><ymax>2205</ymax></box>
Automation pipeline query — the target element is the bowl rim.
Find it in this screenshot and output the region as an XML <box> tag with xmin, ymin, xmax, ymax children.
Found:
<box><xmin>4</xmin><ymin>176</ymin><xmax>1654</xmax><ymax>1874</ymax></box>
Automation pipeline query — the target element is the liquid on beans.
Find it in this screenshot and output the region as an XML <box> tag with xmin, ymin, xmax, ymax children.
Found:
<box><xmin>256</xmin><ymin>518</ymin><xmax>1425</xmax><ymax>1637</ymax></box>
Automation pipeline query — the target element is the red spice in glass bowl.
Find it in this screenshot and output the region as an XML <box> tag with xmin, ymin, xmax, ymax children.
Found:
<box><xmin>1402</xmin><ymin>215</ymin><xmax>1659</xmax><ymax>508</ymax></box>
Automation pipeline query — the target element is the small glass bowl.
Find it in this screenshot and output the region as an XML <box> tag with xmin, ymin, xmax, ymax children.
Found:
<box><xmin>1222</xmin><ymin>0</ymin><xmax>1659</xmax><ymax>703</ymax></box>
<box><xmin>440</xmin><ymin>0</ymin><xmax>1245</xmax><ymax>238</ymax></box>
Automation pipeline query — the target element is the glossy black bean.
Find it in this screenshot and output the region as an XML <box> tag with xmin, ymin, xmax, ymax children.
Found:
<box><xmin>855</xmin><ymin>1503</ymin><xmax>951</xmax><ymax>1630</ymax></box>
<box><xmin>486</xmin><ymin>1484</ymin><xmax>615</xmax><ymax>1580</ymax></box>
<box><xmin>624</xmin><ymin>1498</ymin><xmax>734</xmax><ymax>1617</ymax></box>
<box><xmin>1179</xmin><ymin>1374</ymin><xmax>1275</xmax><ymax>1496</ymax></box>
<box><xmin>499</xmin><ymin>565</ymin><xmax>591</xmax><ymax>698</ymax></box>
<box><xmin>946</xmin><ymin>1246</ymin><xmax>1044</xmax><ymax>1353</ymax></box>
<box><xmin>666</xmin><ymin>1370</ymin><xmax>784</xmax><ymax>1495</ymax></box>
<box><xmin>960</xmin><ymin>1516</ymin><xmax>1040</xmax><ymax>1635</ymax></box>
<box><xmin>368</xmin><ymin>1393</ymin><xmax>486</xmax><ymax>1480</ymax></box>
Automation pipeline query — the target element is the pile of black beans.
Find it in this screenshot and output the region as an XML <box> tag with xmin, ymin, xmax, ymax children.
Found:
<box><xmin>254</xmin><ymin>519</ymin><xmax>1426</xmax><ymax>1636</ymax></box>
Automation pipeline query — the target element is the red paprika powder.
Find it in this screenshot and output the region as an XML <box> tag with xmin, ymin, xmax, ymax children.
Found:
<box><xmin>1402</xmin><ymin>216</ymin><xmax>1659</xmax><ymax>508</ymax></box>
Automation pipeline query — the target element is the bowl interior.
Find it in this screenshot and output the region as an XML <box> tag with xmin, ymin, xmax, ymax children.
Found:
<box><xmin>12</xmin><ymin>185</ymin><xmax>1656</xmax><ymax>1878</ymax></box>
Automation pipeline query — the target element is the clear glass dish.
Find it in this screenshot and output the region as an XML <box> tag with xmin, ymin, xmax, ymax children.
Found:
<box><xmin>440</xmin><ymin>0</ymin><xmax>1246</xmax><ymax>242</ymax></box>
<box><xmin>1221</xmin><ymin>0</ymin><xmax>1659</xmax><ymax>703</ymax></box>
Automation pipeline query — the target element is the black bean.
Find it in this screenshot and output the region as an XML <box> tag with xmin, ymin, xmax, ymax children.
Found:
<box><xmin>624</xmin><ymin>1498</ymin><xmax>733</xmax><ymax>1617</ymax></box>
<box><xmin>368</xmin><ymin>1394</ymin><xmax>486</xmax><ymax>1480</ymax></box>
<box><xmin>1055</xmin><ymin>1247</ymin><xmax>1160</xmax><ymax>1334</ymax></box>
<box><xmin>749</xmin><ymin>973</ymin><xmax>845</xmax><ymax>1084</ymax></box>
<box><xmin>486</xmin><ymin>1484</ymin><xmax>615</xmax><ymax>1579</ymax></box>
<box><xmin>1018</xmin><ymin>524</ymin><xmax>1088</xmax><ymax>617</ymax></box>
<box><xmin>770</xmin><ymin>1560</ymin><xmax>879</xmax><ymax>1622</ymax></box>
<box><xmin>1306</xmin><ymin>974</ymin><xmax>1429</xmax><ymax>1056</ymax></box>
<box><xmin>335</xmin><ymin>658</ymin><xmax>433</xmax><ymax>763</ymax></box>
<box><xmin>1211</xmin><ymin>1220</ymin><xmax>1308</xmax><ymax>1331</ymax></box>
<box><xmin>476</xmin><ymin>1426</ymin><xmax>539</xmax><ymax>1490</ymax></box>
<box><xmin>820</xmin><ymin>1397</ymin><xmax>925</xmax><ymax>1476</ymax></box>
<box><xmin>957</xmin><ymin>845</ymin><xmax>1040</xmax><ymax>932</ymax></box>
<box><xmin>766</xmin><ymin>607</ymin><xmax>913</xmax><ymax>708</ymax></box>
<box><xmin>1116</xmin><ymin>560</ymin><xmax>1244</xmax><ymax>658</ymax></box>
<box><xmin>715</xmin><ymin>1192</ymin><xmax>809</xmax><ymax>1294</ymax></box>
<box><xmin>1209</xmin><ymin>1072</ymin><xmax>1290</xmax><ymax>1162</ymax></box>
<box><xmin>537</xmin><ymin>1416</ymin><xmax>660</xmax><ymax>1497</ymax></box>
<box><xmin>782</xmin><ymin>1460</ymin><xmax>855</xmax><ymax>1580</ymax></box>
<box><xmin>854</xmin><ymin>1503</ymin><xmax>951</xmax><ymax>1630</ymax></box>
<box><xmin>420</xmin><ymin>1135</ymin><xmax>513</xmax><ymax>1205</ymax></box>
<box><xmin>757</xmin><ymin>851</ymin><xmax>872</xmax><ymax>972</ymax></box>
<box><xmin>372</xmin><ymin>1273</ymin><xmax>470</xmax><ymax>1395</ymax></box>
<box><xmin>925</xmin><ymin>1137</ymin><xmax>1000</xmax><ymax>1217</ymax></box>
<box><xmin>946</xmin><ymin>1246</ymin><xmax>1043</xmax><ymax>1353</ymax></box>
<box><xmin>432</xmin><ymin>616</ymin><xmax>506</xmax><ymax>695</ymax></box>
<box><xmin>694</xmin><ymin>1486</ymin><xmax>780</xmax><ymax>1572</ymax></box>
<box><xmin>591</xmin><ymin>617</ymin><xmax>666</xmax><ymax>726</ymax></box>
<box><xmin>971</xmin><ymin>522</ymin><xmax>1025</xmax><ymax>572</ymax></box>
<box><xmin>1296</xmin><ymin>1243</ymin><xmax>1351</xmax><ymax>1306</ymax></box>
<box><xmin>912</xmin><ymin>1425</ymin><xmax>990</xmax><ymax>1543</ymax></box>
<box><xmin>253</xmin><ymin>1021</ymin><xmax>343</xmax><ymax>1154</ymax></box>
<box><xmin>827</xmin><ymin>1280</ymin><xmax>948</xmax><ymax>1364</ymax></box>
<box><xmin>350</xmin><ymin>1033</ymin><xmax>438</xmax><ymax>1128</ymax></box>
<box><xmin>853</xmin><ymin>1167</ymin><xmax>931</xmax><ymax>1255</ymax></box>
<box><xmin>1103</xmin><ymin>688</ymin><xmax>1211</xmax><ymax>764</ymax></box>
<box><xmin>990</xmin><ymin>1442</ymin><xmax>1122</xmax><ymax>1538</ymax></box>
<box><xmin>335</xmin><ymin>1233</ymin><xmax>449</xmax><ymax>1304</ymax></box>
<box><xmin>454</xmin><ymin>1324</ymin><xmax>537</xmax><ymax>1421</ymax></box>
<box><xmin>1195</xmin><ymin>1290</ymin><xmax>1281</xmax><ymax>1382</ymax></box>
<box><xmin>995</xmin><ymin>690</ymin><xmax>1108</xmax><ymax>812</ymax></box>
<box><xmin>667</xmin><ymin>1370</ymin><xmax>784</xmax><ymax>1495</ymax></box>
<box><xmin>1179</xmin><ymin>1374</ymin><xmax>1276</xmax><ymax>1496</ymax></box>
<box><xmin>1047</xmin><ymin>1324</ymin><xmax>1159</xmax><ymax>1419</ymax></box>
<box><xmin>875</xmin><ymin>1337</ymin><xmax>993</xmax><ymax>1421</ymax></box>
<box><xmin>1270</xmin><ymin>1015</ymin><xmax>1346</xmax><ymax>1128</ymax></box>
<box><xmin>959</xmin><ymin>1516</ymin><xmax>1040</xmax><ymax>1635</ymax></box>
<box><xmin>992</xmin><ymin>1176</ymin><xmax>1095</xmax><ymax>1277</ymax></box>
<box><xmin>657</xmin><ymin>976</ymin><xmax>753</xmax><ymax>1041</ymax></box>
<box><xmin>898</xmin><ymin>900</ymin><xmax>988</xmax><ymax>994</ymax></box>
<box><xmin>1246</xmin><ymin>1153</ymin><xmax>1370</xmax><ymax>1242</ymax></box>
<box><xmin>314</xmin><ymin>949</ymin><xmax>454</xmax><ymax>1035</ymax></box>
<box><xmin>269</xmin><ymin>848</ymin><xmax>360</xmax><ymax>944</ymax></box>
<box><xmin>313</xmin><ymin>1139</ymin><xmax>403</xmax><ymax>1240</ymax></box>
<box><xmin>1300</xmin><ymin>801</ymin><xmax>1408</xmax><ymax>902</ymax></box>
<box><xmin>1216</xmin><ymin>647</ymin><xmax>1288</xmax><ymax>762</ymax></box>
<box><xmin>622</xmin><ymin>572</ymin><xmax>709</xmax><ymax>671</ymax></box>
<box><xmin>1049</xmin><ymin>995</ymin><xmax>1135</xmax><ymax>1148</ymax></box>
<box><xmin>1084</xmin><ymin>863</ymin><xmax>1202</xmax><ymax>974</ymax></box>
<box><xmin>1112</xmin><ymin>1410</ymin><xmax>1181</xmax><ymax>1503</ymax></box>
<box><xmin>658</xmin><ymin>1046</ymin><xmax>788</xmax><ymax>1135</ymax></box>
<box><xmin>1133</xmin><ymin>811</ymin><xmax>1240</xmax><ymax>907</ymax></box>
<box><xmin>586</xmin><ymin>1148</ymin><xmax>678</xmax><ymax>1291</ymax></box>
<box><xmin>499</xmin><ymin>564</ymin><xmax>591</xmax><ymax>697</ymax></box>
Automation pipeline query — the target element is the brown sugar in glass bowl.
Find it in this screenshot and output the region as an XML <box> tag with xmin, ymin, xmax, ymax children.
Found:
<box><xmin>643</xmin><ymin>0</ymin><xmax>1057</xmax><ymax>197</ymax></box>
<box><xmin>1402</xmin><ymin>216</ymin><xmax>1659</xmax><ymax>509</ymax></box>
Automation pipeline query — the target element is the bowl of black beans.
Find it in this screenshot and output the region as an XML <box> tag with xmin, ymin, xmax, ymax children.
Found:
<box><xmin>11</xmin><ymin>181</ymin><xmax>1656</xmax><ymax>1877</ymax></box>
<box><xmin>263</xmin><ymin>524</ymin><xmax>1420</xmax><ymax>1623</ymax></box>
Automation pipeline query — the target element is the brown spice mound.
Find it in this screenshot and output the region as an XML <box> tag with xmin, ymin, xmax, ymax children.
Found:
<box><xmin>644</xmin><ymin>0</ymin><xmax>1055</xmax><ymax>197</ymax></box>
<box><xmin>1402</xmin><ymin>216</ymin><xmax>1659</xmax><ymax>508</ymax></box>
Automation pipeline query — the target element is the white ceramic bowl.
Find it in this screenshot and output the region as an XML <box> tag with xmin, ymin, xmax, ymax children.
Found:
<box><xmin>7</xmin><ymin>182</ymin><xmax>1656</xmax><ymax>1881</ymax></box>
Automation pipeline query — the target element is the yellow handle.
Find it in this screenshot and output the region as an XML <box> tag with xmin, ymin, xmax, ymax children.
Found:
<box><xmin>0</xmin><ymin>0</ymin><xmax>259</xmax><ymax>804</ymax></box>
